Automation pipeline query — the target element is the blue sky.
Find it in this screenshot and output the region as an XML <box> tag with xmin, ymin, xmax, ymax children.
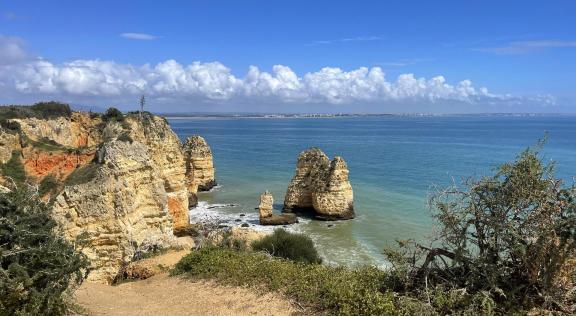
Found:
<box><xmin>0</xmin><ymin>1</ymin><xmax>575</xmax><ymax>113</ymax></box>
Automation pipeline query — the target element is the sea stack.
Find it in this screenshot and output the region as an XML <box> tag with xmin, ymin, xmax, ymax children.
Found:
<box><xmin>283</xmin><ymin>148</ymin><xmax>355</xmax><ymax>220</ymax></box>
<box><xmin>183</xmin><ymin>135</ymin><xmax>216</xmax><ymax>206</ymax></box>
<box><xmin>259</xmin><ymin>190</ymin><xmax>274</xmax><ymax>219</ymax></box>
<box><xmin>259</xmin><ymin>191</ymin><xmax>298</xmax><ymax>225</ymax></box>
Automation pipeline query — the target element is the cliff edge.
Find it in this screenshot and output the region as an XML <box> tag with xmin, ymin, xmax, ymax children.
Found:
<box><xmin>0</xmin><ymin>104</ymin><xmax>215</xmax><ymax>283</ymax></box>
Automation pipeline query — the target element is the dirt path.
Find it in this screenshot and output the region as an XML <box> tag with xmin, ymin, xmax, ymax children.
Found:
<box><xmin>74</xmin><ymin>250</ymin><xmax>299</xmax><ymax>316</ymax></box>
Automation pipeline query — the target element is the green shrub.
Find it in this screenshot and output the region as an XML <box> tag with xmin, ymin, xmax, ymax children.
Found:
<box><xmin>173</xmin><ymin>248</ymin><xmax>400</xmax><ymax>315</ymax></box>
<box><xmin>30</xmin><ymin>101</ymin><xmax>72</xmax><ymax>118</ymax></box>
<box><xmin>38</xmin><ymin>174</ymin><xmax>60</xmax><ymax>197</ymax></box>
<box><xmin>0</xmin><ymin>119</ymin><xmax>21</xmax><ymax>134</ymax></box>
<box><xmin>251</xmin><ymin>229</ymin><xmax>322</xmax><ymax>264</ymax></box>
<box><xmin>64</xmin><ymin>163</ymin><xmax>99</xmax><ymax>186</ymax></box>
<box><xmin>384</xmin><ymin>141</ymin><xmax>576</xmax><ymax>314</ymax></box>
<box><xmin>117</xmin><ymin>132</ymin><xmax>133</xmax><ymax>143</ymax></box>
<box><xmin>25</xmin><ymin>136</ymin><xmax>65</xmax><ymax>151</ymax></box>
<box><xmin>0</xmin><ymin>102</ymin><xmax>72</xmax><ymax>120</ymax></box>
<box><xmin>0</xmin><ymin>151</ymin><xmax>26</xmax><ymax>185</ymax></box>
<box><xmin>102</xmin><ymin>107</ymin><xmax>125</xmax><ymax>123</ymax></box>
<box><xmin>0</xmin><ymin>186</ymin><xmax>89</xmax><ymax>315</ymax></box>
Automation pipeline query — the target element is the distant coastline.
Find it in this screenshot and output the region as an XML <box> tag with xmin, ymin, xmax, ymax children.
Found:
<box><xmin>163</xmin><ymin>112</ymin><xmax>576</xmax><ymax>119</ymax></box>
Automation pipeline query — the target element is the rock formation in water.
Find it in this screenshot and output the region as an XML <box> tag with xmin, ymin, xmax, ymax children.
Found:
<box><xmin>0</xmin><ymin>105</ymin><xmax>214</xmax><ymax>283</ymax></box>
<box><xmin>259</xmin><ymin>190</ymin><xmax>274</xmax><ymax>219</ymax></box>
<box><xmin>283</xmin><ymin>148</ymin><xmax>354</xmax><ymax>220</ymax></box>
<box><xmin>259</xmin><ymin>191</ymin><xmax>298</xmax><ymax>225</ymax></box>
<box><xmin>183</xmin><ymin>135</ymin><xmax>216</xmax><ymax>206</ymax></box>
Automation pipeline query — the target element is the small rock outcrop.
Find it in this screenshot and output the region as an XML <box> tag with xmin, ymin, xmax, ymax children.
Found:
<box><xmin>183</xmin><ymin>135</ymin><xmax>216</xmax><ymax>205</ymax></box>
<box><xmin>258</xmin><ymin>190</ymin><xmax>274</xmax><ymax>219</ymax></box>
<box><xmin>283</xmin><ymin>148</ymin><xmax>355</xmax><ymax>220</ymax></box>
<box><xmin>259</xmin><ymin>191</ymin><xmax>298</xmax><ymax>225</ymax></box>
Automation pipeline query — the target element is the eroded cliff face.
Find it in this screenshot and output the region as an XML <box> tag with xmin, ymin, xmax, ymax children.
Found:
<box><xmin>123</xmin><ymin>116</ymin><xmax>191</xmax><ymax>234</ymax></box>
<box><xmin>283</xmin><ymin>148</ymin><xmax>355</xmax><ymax>220</ymax></box>
<box><xmin>52</xmin><ymin>141</ymin><xmax>186</xmax><ymax>283</ymax></box>
<box><xmin>14</xmin><ymin>112</ymin><xmax>102</xmax><ymax>148</ymax></box>
<box><xmin>183</xmin><ymin>135</ymin><xmax>216</xmax><ymax>196</ymax></box>
<box><xmin>0</xmin><ymin>109</ymin><xmax>214</xmax><ymax>283</ymax></box>
<box><xmin>0</xmin><ymin>130</ymin><xmax>20</xmax><ymax>163</ymax></box>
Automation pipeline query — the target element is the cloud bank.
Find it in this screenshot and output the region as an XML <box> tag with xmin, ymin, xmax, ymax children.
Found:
<box><xmin>0</xmin><ymin>35</ymin><xmax>555</xmax><ymax>110</ymax></box>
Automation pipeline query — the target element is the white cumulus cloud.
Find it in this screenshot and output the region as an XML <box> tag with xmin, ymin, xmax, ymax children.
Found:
<box><xmin>0</xmin><ymin>35</ymin><xmax>556</xmax><ymax>108</ymax></box>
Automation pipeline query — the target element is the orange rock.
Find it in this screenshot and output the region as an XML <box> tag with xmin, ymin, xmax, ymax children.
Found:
<box><xmin>24</xmin><ymin>150</ymin><xmax>95</xmax><ymax>181</ymax></box>
<box><xmin>167</xmin><ymin>196</ymin><xmax>189</xmax><ymax>234</ymax></box>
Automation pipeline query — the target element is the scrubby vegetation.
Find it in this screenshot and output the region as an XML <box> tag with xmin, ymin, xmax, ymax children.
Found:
<box><xmin>102</xmin><ymin>107</ymin><xmax>125</xmax><ymax>123</ymax></box>
<box><xmin>0</xmin><ymin>186</ymin><xmax>89</xmax><ymax>315</ymax></box>
<box><xmin>384</xmin><ymin>142</ymin><xmax>576</xmax><ymax>314</ymax></box>
<box><xmin>0</xmin><ymin>119</ymin><xmax>21</xmax><ymax>134</ymax></box>
<box><xmin>23</xmin><ymin>135</ymin><xmax>65</xmax><ymax>152</ymax></box>
<box><xmin>64</xmin><ymin>163</ymin><xmax>100</xmax><ymax>186</ymax></box>
<box><xmin>38</xmin><ymin>173</ymin><xmax>60</xmax><ymax>197</ymax></box>
<box><xmin>172</xmin><ymin>247</ymin><xmax>403</xmax><ymax>315</ymax></box>
<box><xmin>0</xmin><ymin>151</ymin><xmax>26</xmax><ymax>185</ymax></box>
<box><xmin>0</xmin><ymin>102</ymin><xmax>72</xmax><ymax>120</ymax></box>
<box><xmin>117</xmin><ymin>132</ymin><xmax>133</xmax><ymax>143</ymax></box>
<box><xmin>252</xmin><ymin>229</ymin><xmax>322</xmax><ymax>264</ymax></box>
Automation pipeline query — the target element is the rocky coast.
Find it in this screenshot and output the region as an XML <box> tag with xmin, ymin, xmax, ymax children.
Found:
<box><xmin>0</xmin><ymin>105</ymin><xmax>355</xmax><ymax>284</ymax></box>
<box><xmin>0</xmin><ymin>107</ymin><xmax>217</xmax><ymax>283</ymax></box>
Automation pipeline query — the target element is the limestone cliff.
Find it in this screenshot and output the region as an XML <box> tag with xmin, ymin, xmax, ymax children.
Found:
<box><xmin>51</xmin><ymin>141</ymin><xmax>186</xmax><ymax>283</ymax></box>
<box><xmin>183</xmin><ymin>135</ymin><xmax>216</xmax><ymax>198</ymax></box>
<box><xmin>123</xmin><ymin>116</ymin><xmax>191</xmax><ymax>234</ymax></box>
<box><xmin>13</xmin><ymin>112</ymin><xmax>102</xmax><ymax>148</ymax></box>
<box><xmin>0</xmin><ymin>107</ymin><xmax>215</xmax><ymax>283</ymax></box>
<box><xmin>283</xmin><ymin>148</ymin><xmax>355</xmax><ymax>220</ymax></box>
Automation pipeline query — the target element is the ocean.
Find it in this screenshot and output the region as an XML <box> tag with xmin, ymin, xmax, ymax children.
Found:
<box><xmin>169</xmin><ymin>115</ymin><xmax>576</xmax><ymax>267</ymax></box>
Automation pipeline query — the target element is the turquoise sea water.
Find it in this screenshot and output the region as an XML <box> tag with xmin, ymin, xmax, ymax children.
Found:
<box><xmin>169</xmin><ymin>115</ymin><xmax>576</xmax><ymax>266</ymax></box>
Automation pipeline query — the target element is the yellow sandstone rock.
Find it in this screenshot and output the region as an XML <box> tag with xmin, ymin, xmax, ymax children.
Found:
<box><xmin>259</xmin><ymin>191</ymin><xmax>274</xmax><ymax>218</ymax></box>
<box><xmin>183</xmin><ymin>135</ymin><xmax>216</xmax><ymax>200</ymax></box>
<box><xmin>0</xmin><ymin>111</ymin><xmax>217</xmax><ymax>283</ymax></box>
<box><xmin>283</xmin><ymin>148</ymin><xmax>355</xmax><ymax>220</ymax></box>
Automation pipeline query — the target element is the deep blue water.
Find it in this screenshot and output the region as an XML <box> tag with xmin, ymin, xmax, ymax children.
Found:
<box><xmin>170</xmin><ymin>115</ymin><xmax>576</xmax><ymax>266</ymax></box>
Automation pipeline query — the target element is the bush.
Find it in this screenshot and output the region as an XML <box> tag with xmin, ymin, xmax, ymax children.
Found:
<box><xmin>251</xmin><ymin>229</ymin><xmax>322</xmax><ymax>264</ymax></box>
<box><xmin>30</xmin><ymin>101</ymin><xmax>72</xmax><ymax>118</ymax></box>
<box><xmin>0</xmin><ymin>102</ymin><xmax>72</xmax><ymax>120</ymax></box>
<box><xmin>38</xmin><ymin>174</ymin><xmax>60</xmax><ymax>197</ymax></box>
<box><xmin>102</xmin><ymin>107</ymin><xmax>125</xmax><ymax>123</ymax></box>
<box><xmin>0</xmin><ymin>186</ymin><xmax>89</xmax><ymax>315</ymax></box>
<box><xmin>0</xmin><ymin>151</ymin><xmax>26</xmax><ymax>185</ymax></box>
<box><xmin>384</xmin><ymin>141</ymin><xmax>576</xmax><ymax>314</ymax></box>
<box><xmin>117</xmin><ymin>132</ymin><xmax>133</xmax><ymax>143</ymax></box>
<box><xmin>25</xmin><ymin>136</ymin><xmax>65</xmax><ymax>151</ymax></box>
<box><xmin>0</xmin><ymin>119</ymin><xmax>21</xmax><ymax>134</ymax></box>
<box><xmin>64</xmin><ymin>163</ymin><xmax>99</xmax><ymax>186</ymax></box>
<box><xmin>172</xmin><ymin>248</ymin><xmax>398</xmax><ymax>315</ymax></box>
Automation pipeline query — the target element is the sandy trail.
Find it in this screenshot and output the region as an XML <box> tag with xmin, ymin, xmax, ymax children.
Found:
<box><xmin>74</xmin><ymin>250</ymin><xmax>299</xmax><ymax>316</ymax></box>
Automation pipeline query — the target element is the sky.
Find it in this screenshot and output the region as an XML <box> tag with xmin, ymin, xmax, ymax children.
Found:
<box><xmin>0</xmin><ymin>0</ymin><xmax>575</xmax><ymax>113</ymax></box>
